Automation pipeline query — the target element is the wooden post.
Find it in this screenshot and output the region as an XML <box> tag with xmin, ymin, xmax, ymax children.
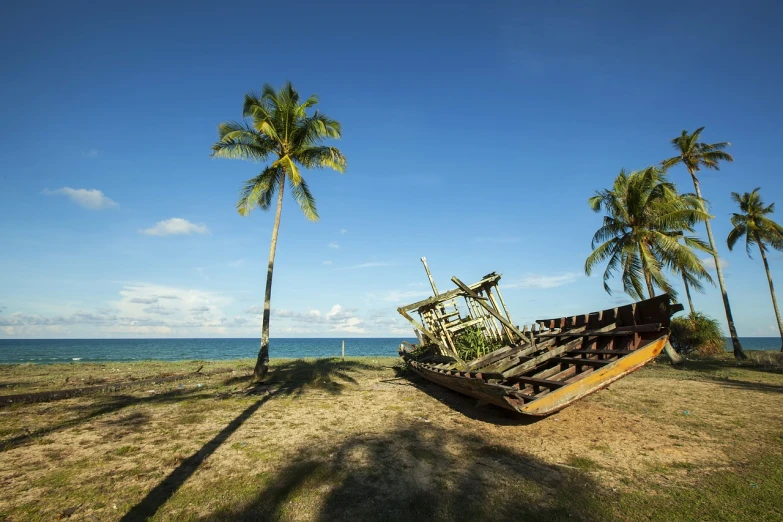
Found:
<box><xmin>420</xmin><ymin>257</ymin><xmax>439</xmax><ymax>296</ymax></box>
<box><xmin>342</xmin><ymin>340</ymin><xmax>345</xmax><ymax>361</ymax></box>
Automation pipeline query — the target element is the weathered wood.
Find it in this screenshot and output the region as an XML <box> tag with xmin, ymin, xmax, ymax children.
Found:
<box><xmin>554</xmin><ymin>357</ymin><xmax>611</xmax><ymax>367</ymax></box>
<box><xmin>500</xmin><ymin>337</ymin><xmax>584</xmax><ymax>379</ymax></box>
<box><xmin>516</xmin><ymin>376</ymin><xmax>565</xmax><ymax>389</ymax></box>
<box><xmin>568</xmin><ymin>349</ymin><xmax>633</xmax><ymax>355</ymax></box>
<box><xmin>536</xmin><ymin>323</ymin><xmax>618</xmax><ymax>338</ymax></box>
<box><xmin>451</xmin><ymin>277</ymin><xmax>527</xmax><ymax>341</ymax></box>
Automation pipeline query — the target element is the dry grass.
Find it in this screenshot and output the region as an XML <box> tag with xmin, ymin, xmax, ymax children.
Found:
<box><xmin>0</xmin><ymin>353</ymin><xmax>782</xmax><ymax>521</ymax></box>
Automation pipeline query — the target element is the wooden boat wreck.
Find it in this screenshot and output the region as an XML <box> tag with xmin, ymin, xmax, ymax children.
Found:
<box><xmin>397</xmin><ymin>259</ymin><xmax>683</xmax><ymax>416</ymax></box>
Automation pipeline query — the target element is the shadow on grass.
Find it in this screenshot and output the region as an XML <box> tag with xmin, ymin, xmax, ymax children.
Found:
<box><xmin>1</xmin><ymin>359</ymin><xmax>375</xmax><ymax>454</ymax></box>
<box><xmin>392</xmin><ymin>366</ymin><xmax>541</xmax><ymax>426</ymax></box>
<box><xmin>201</xmin><ymin>421</ymin><xmax>609</xmax><ymax>522</ymax></box>
<box><xmin>116</xmin><ymin>358</ymin><xmax>374</xmax><ymax>520</ymax></box>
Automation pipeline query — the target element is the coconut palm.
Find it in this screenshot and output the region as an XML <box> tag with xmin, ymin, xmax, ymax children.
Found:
<box><xmin>662</xmin><ymin>127</ymin><xmax>746</xmax><ymax>359</ymax></box>
<box><xmin>727</xmin><ymin>188</ymin><xmax>783</xmax><ymax>351</ymax></box>
<box><xmin>585</xmin><ymin>167</ymin><xmax>711</xmax><ymax>299</ymax></box>
<box><xmin>212</xmin><ymin>82</ymin><xmax>346</xmax><ymax>381</ymax></box>
<box><xmin>585</xmin><ymin>167</ymin><xmax>711</xmax><ymax>363</ymax></box>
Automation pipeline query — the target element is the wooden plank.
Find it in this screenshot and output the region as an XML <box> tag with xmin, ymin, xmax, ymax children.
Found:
<box><xmin>516</xmin><ymin>376</ymin><xmax>565</xmax><ymax>389</ymax></box>
<box><xmin>536</xmin><ymin>323</ymin><xmax>617</xmax><ymax>338</ymax></box>
<box><xmin>568</xmin><ymin>349</ymin><xmax>632</xmax><ymax>355</ymax></box>
<box><xmin>397</xmin><ymin>273</ymin><xmax>502</xmax><ymax>312</ymax></box>
<box><xmin>554</xmin><ymin>357</ymin><xmax>611</xmax><ymax>367</ymax></box>
<box><xmin>500</xmin><ymin>337</ymin><xmax>584</xmax><ymax>379</ymax></box>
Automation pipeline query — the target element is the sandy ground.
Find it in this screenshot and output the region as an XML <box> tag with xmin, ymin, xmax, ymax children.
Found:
<box><xmin>0</xmin><ymin>355</ymin><xmax>782</xmax><ymax>521</ymax></box>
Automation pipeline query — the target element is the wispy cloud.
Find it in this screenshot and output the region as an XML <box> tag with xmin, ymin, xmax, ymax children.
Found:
<box><xmin>323</xmin><ymin>260</ymin><xmax>333</xmax><ymax>265</ymax></box>
<box><xmin>0</xmin><ymin>283</ymin><xmax>234</xmax><ymax>337</ymax></box>
<box><xmin>328</xmin><ymin>241</ymin><xmax>340</xmax><ymax>249</ymax></box>
<box><xmin>371</xmin><ymin>289</ymin><xmax>430</xmax><ymax>303</ymax></box>
<box><xmin>505</xmin><ymin>272</ymin><xmax>581</xmax><ymax>289</ymax></box>
<box><xmin>340</xmin><ymin>229</ymin><xmax>347</xmax><ymax>235</ymax></box>
<box><xmin>43</xmin><ymin>187</ymin><xmax>117</xmax><ymax>209</ymax></box>
<box><xmin>84</xmin><ymin>148</ymin><xmax>100</xmax><ymax>158</ymax></box>
<box><xmin>702</xmin><ymin>256</ymin><xmax>729</xmax><ymax>271</ymax></box>
<box><xmin>140</xmin><ymin>218</ymin><xmax>210</xmax><ymax>236</ymax></box>
<box><xmin>228</xmin><ymin>259</ymin><xmax>245</xmax><ymax>268</ymax></box>
<box><xmin>246</xmin><ymin>303</ymin><xmax>366</xmax><ymax>334</ymax></box>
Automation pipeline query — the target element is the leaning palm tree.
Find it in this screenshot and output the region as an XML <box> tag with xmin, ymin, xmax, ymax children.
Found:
<box><xmin>662</xmin><ymin>128</ymin><xmax>746</xmax><ymax>359</ymax></box>
<box><xmin>212</xmin><ymin>82</ymin><xmax>346</xmax><ymax>381</ymax></box>
<box><xmin>727</xmin><ymin>188</ymin><xmax>783</xmax><ymax>351</ymax></box>
<box><xmin>585</xmin><ymin>167</ymin><xmax>712</xmax><ymax>363</ymax></box>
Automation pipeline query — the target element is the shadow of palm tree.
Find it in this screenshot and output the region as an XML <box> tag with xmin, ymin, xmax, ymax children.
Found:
<box><xmin>118</xmin><ymin>358</ymin><xmax>377</xmax><ymax>521</ymax></box>
<box><xmin>201</xmin><ymin>421</ymin><xmax>609</xmax><ymax>522</ymax></box>
<box><xmin>2</xmin><ymin>359</ymin><xmax>377</xmax><ymax>454</ymax></box>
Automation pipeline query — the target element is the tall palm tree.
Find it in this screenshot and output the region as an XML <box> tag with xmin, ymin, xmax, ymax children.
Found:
<box><xmin>212</xmin><ymin>82</ymin><xmax>346</xmax><ymax>381</ymax></box>
<box><xmin>727</xmin><ymin>188</ymin><xmax>783</xmax><ymax>351</ymax></box>
<box><xmin>662</xmin><ymin>127</ymin><xmax>746</xmax><ymax>359</ymax></box>
<box><xmin>585</xmin><ymin>167</ymin><xmax>711</xmax><ymax>363</ymax></box>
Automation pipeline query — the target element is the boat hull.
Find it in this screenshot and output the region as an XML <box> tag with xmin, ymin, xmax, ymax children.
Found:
<box><xmin>399</xmin><ymin>295</ymin><xmax>677</xmax><ymax>416</ymax></box>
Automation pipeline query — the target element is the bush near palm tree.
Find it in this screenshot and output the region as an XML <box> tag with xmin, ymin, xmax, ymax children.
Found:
<box><xmin>670</xmin><ymin>312</ymin><xmax>725</xmax><ymax>356</ymax></box>
<box><xmin>662</xmin><ymin>127</ymin><xmax>746</xmax><ymax>359</ymax></box>
<box><xmin>727</xmin><ymin>188</ymin><xmax>783</xmax><ymax>351</ymax></box>
<box><xmin>585</xmin><ymin>167</ymin><xmax>712</xmax><ymax>363</ymax></box>
<box><xmin>212</xmin><ymin>82</ymin><xmax>346</xmax><ymax>381</ymax></box>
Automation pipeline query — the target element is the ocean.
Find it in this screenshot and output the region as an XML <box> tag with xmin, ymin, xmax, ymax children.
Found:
<box><xmin>0</xmin><ymin>338</ymin><xmax>416</xmax><ymax>364</ymax></box>
<box><xmin>0</xmin><ymin>337</ymin><xmax>778</xmax><ymax>365</ymax></box>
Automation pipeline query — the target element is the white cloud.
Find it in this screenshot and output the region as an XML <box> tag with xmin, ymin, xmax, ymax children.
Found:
<box><xmin>328</xmin><ymin>241</ymin><xmax>340</xmax><ymax>249</ymax></box>
<box><xmin>701</xmin><ymin>256</ymin><xmax>729</xmax><ymax>271</ymax></box>
<box><xmin>323</xmin><ymin>260</ymin><xmax>333</xmax><ymax>265</ymax></box>
<box><xmin>44</xmin><ymin>187</ymin><xmax>117</xmax><ymax>209</ymax></box>
<box><xmin>0</xmin><ymin>284</ymin><xmax>235</xmax><ymax>337</ymax></box>
<box><xmin>85</xmin><ymin>148</ymin><xmax>100</xmax><ymax>158</ymax></box>
<box><xmin>505</xmin><ymin>272</ymin><xmax>581</xmax><ymax>289</ymax></box>
<box><xmin>140</xmin><ymin>218</ymin><xmax>210</xmax><ymax>236</ymax></box>
<box><xmin>369</xmin><ymin>289</ymin><xmax>430</xmax><ymax>304</ymax></box>
<box><xmin>228</xmin><ymin>259</ymin><xmax>245</xmax><ymax>268</ymax></box>
<box><xmin>247</xmin><ymin>303</ymin><xmax>366</xmax><ymax>334</ymax></box>
<box><xmin>340</xmin><ymin>229</ymin><xmax>347</xmax><ymax>235</ymax></box>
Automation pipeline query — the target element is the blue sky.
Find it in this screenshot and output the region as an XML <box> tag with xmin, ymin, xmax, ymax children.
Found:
<box><xmin>1</xmin><ymin>1</ymin><xmax>782</xmax><ymax>338</ymax></box>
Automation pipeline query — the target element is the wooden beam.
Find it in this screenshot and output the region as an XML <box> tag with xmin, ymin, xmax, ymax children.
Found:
<box><xmin>516</xmin><ymin>376</ymin><xmax>565</xmax><ymax>389</ymax></box>
<box><xmin>553</xmin><ymin>357</ymin><xmax>611</xmax><ymax>367</ymax></box>
<box><xmin>451</xmin><ymin>276</ymin><xmax>526</xmax><ymax>341</ymax></box>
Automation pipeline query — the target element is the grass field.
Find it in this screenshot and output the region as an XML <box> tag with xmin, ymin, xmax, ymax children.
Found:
<box><xmin>1</xmin><ymin>352</ymin><xmax>782</xmax><ymax>521</ymax></box>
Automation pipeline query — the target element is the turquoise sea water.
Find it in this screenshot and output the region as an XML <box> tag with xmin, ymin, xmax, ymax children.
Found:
<box><xmin>0</xmin><ymin>338</ymin><xmax>416</xmax><ymax>364</ymax></box>
<box><xmin>0</xmin><ymin>337</ymin><xmax>778</xmax><ymax>365</ymax></box>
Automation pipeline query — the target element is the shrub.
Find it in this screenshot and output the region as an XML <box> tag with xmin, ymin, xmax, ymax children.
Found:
<box><xmin>670</xmin><ymin>312</ymin><xmax>725</xmax><ymax>356</ymax></box>
<box><xmin>455</xmin><ymin>325</ymin><xmax>499</xmax><ymax>361</ymax></box>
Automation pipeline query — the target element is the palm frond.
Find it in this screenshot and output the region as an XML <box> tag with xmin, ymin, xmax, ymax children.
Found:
<box><xmin>296</xmin><ymin>146</ymin><xmax>347</xmax><ymax>173</ymax></box>
<box><xmin>236</xmin><ymin>166</ymin><xmax>283</xmax><ymax>216</ymax></box>
<box><xmin>289</xmin><ymin>177</ymin><xmax>319</xmax><ymax>221</ymax></box>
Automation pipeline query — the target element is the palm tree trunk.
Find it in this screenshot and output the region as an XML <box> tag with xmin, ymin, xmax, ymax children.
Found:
<box><xmin>682</xmin><ymin>274</ymin><xmax>696</xmax><ymax>316</ymax></box>
<box><xmin>641</xmin><ymin>248</ymin><xmax>682</xmax><ymax>364</ymax></box>
<box><xmin>688</xmin><ymin>169</ymin><xmax>746</xmax><ymax>360</ymax></box>
<box><xmin>253</xmin><ymin>181</ymin><xmax>285</xmax><ymax>382</ymax></box>
<box><xmin>758</xmin><ymin>241</ymin><xmax>783</xmax><ymax>352</ymax></box>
